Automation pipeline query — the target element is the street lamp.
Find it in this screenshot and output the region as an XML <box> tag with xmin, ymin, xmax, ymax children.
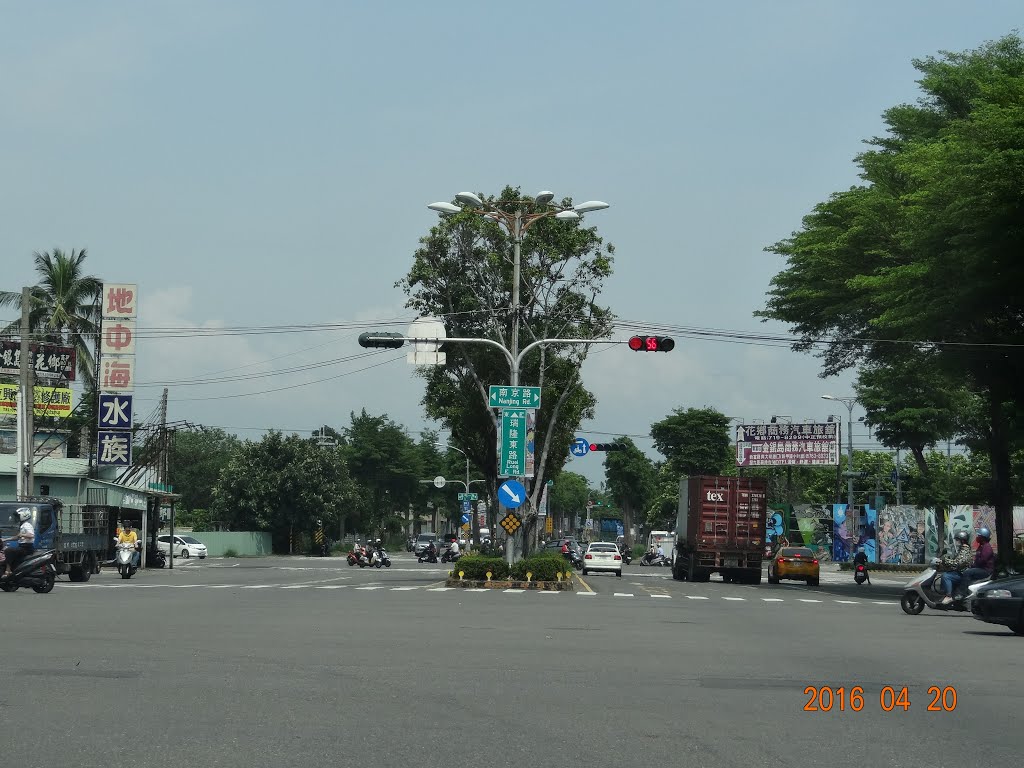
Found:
<box><xmin>428</xmin><ymin>190</ymin><xmax>609</xmax><ymax>391</ymax></box>
<box><xmin>435</xmin><ymin>440</ymin><xmax>487</xmax><ymax>543</ymax></box>
<box><xmin>429</xmin><ymin>189</ymin><xmax>609</xmax><ymax>563</ymax></box>
<box><xmin>821</xmin><ymin>395</ymin><xmax>856</xmax><ymax>510</ymax></box>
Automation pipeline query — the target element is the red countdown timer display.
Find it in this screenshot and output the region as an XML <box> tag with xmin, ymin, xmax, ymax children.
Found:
<box><xmin>627</xmin><ymin>335</ymin><xmax>675</xmax><ymax>352</ymax></box>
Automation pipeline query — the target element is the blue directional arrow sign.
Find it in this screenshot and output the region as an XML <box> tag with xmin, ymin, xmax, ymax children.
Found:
<box><xmin>498</xmin><ymin>479</ymin><xmax>526</xmax><ymax>509</ymax></box>
<box><xmin>570</xmin><ymin>437</ymin><xmax>590</xmax><ymax>457</ymax></box>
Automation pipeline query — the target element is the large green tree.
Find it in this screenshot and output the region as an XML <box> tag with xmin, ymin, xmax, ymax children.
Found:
<box><xmin>760</xmin><ymin>35</ymin><xmax>1024</xmax><ymax>558</ymax></box>
<box><xmin>170</xmin><ymin>427</ymin><xmax>241</xmax><ymax>513</ymax></box>
<box><xmin>602</xmin><ymin>437</ymin><xmax>655</xmax><ymax>548</ymax></box>
<box><xmin>546</xmin><ymin>470</ymin><xmax>590</xmax><ymax>537</ymax></box>
<box><xmin>651</xmin><ymin>407</ymin><xmax>732</xmax><ymax>477</ymax></box>
<box><xmin>397</xmin><ymin>187</ymin><xmax>615</xmax><ymax>555</ymax></box>
<box><xmin>211</xmin><ymin>431</ymin><xmax>355</xmax><ymax>552</ymax></box>
<box><xmin>0</xmin><ymin>248</ymin><xmax>102</xmax><ymax>385</ymax></box>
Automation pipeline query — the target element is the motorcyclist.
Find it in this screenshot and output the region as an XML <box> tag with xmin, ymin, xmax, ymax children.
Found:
<box><xmin>117</xmin><ymin>522</ymin><xmax>141</xmax><ymax>568</ymax></box>
<box><xmin>959</xmin><ymin>527</ymin><xmax>995</xmax><ymax>594</ymax></box>
<box><xmin>2</xmin><ymin>508</ymin><xmax>35</xmax><ymax>579</ymax></box>
<box><xmin>940</xmin><ymin>530</ymin><xmax>974</xmax><ymax>605</ymax></box>
<box><xmin>853</xmin><ymin>545</ymin><xmax>871</xmax><ymax>584</ymax></box>
<box><xmin>421</xmin><ymin>540</ymin><xmax>437</xmax><ymax>562</ymax></box>
<box><xmin>655</xmin><ymin>543</ymin><xmax>665</xmax><ymax>560</ymax></box>
<box><xmin>643</xmin><ymin>544</ymin><xmax>656</xmax><ymax>564</ymax></box>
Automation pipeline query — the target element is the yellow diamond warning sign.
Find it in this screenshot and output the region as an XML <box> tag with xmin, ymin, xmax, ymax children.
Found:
<box><xmin>499</xmin><ymin>512</ymin><xmax>522</xmax><ymax>536</ymax></box>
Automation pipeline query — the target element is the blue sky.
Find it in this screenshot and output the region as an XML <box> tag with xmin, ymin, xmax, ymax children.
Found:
<box><xmin>2</xmin><ymin>1</ymin><xmax>1019</xmax><ymax>484</ymax></box>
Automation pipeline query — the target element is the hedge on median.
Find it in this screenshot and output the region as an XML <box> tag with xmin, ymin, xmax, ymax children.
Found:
<box><xmin>451</xmin><ymin>552</ymin><xmax>574</xmax><ymax>582</ymax></box>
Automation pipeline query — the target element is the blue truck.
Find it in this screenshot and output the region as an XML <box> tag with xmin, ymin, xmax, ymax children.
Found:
<box><xmin>1</xmin><ymin>498</ymin><xmax>110</xmax><ymax>582</ymax></box>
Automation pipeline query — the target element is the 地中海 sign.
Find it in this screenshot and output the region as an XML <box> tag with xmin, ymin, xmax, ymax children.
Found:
<box><xmin>489</xmin><ymin>385</ymin><xmax>541</xmax><ymax>409</ymax></box>
<box><xmin>98</xmin><ymin>394</ymin><xmax>133</xmax><ymax>430</ymax></box>
<box><xmin>97</xmin><ymin>431</ymin><xmax>132</xmax><ymax>467</ymax></box>
<box><xmin>735</xmin><ymin>422</ymin><xmax>840</xmax><ymax>467</ymax></box>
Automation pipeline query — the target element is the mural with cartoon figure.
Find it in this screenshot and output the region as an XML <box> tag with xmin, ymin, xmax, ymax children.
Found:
<box><xmin>766</xmin><ymin>507</ymin><xmax>786</xmax><ymax>554</ymax></box>
<box><xmin>791</xmin><ymin>504</ymin><xmax>833</xmax><ymax>562</ymax></box>
<box><xmin>877</xmin><ymin>506</ymin><xmax>926</xmax><ymax>564</ymax></box>
<box><xmin>832</xmin><ymin>505</ymin><xmax>852</xmax><ymax>562</ymax></box>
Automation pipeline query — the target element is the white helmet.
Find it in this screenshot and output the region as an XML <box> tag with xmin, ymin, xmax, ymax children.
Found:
<box><xmin>16</xmin><ymin>508</ymin><xmax>31</xmax><ymax>523</ymax></box>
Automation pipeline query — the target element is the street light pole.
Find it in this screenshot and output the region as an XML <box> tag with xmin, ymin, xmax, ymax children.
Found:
<box><xmin>428</xmin><ymin>191</ymin><xmax>609</xmax><ymax>564</ymax></box>
<box><xmin>822</xmin><ymin>395</ymin><xmax>856</xmax><ymax>511</ymax></box>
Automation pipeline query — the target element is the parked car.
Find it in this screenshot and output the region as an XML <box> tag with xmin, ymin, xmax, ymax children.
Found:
<box><xmin>971</xmin><ymin>574</ymin><xmax>1024</xmax><ymax>635</ymax></box>
<box><xmin>582</xmin><ymin>542</ymin><xmax>623</xmax><ymax>578</ymax></box>
<box><xmin>767</xmin><ymin>546</ymin><xmax>819</xmax><ymax>586</ymax></box>
<box><xmin>413</xmin><ymin>533</ymin><xmax>438</xmax><ymax>556</ymax></box>
<box><xmin>157</xmin><ymin>534</ymin><xmax>208</xmax><ymax>559</ymax></box>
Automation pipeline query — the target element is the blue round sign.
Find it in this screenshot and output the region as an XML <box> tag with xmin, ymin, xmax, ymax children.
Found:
<box><xmin>570</xmin><ymin>437</ymin><xmax>590</xmax><ymax>457</ymax></box>
<box><xmin>499</xmin><ymin>479</ymin><xmax>527</xmax><ymax>509</ymax></box>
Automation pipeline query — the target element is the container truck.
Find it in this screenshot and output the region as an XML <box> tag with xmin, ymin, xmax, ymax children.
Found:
<box><xmin>0</xmin><ymin>498</ymin><xmax>109</xmax><ymax>582</ymax></box>
<box><xmin>671</xmin><ymin>476</ymin><xmax>767</xmax><ymax>585</ymax></box>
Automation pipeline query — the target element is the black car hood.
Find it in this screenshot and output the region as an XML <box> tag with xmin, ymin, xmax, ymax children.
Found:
<box><xmin>977</xmin><ymin>574</ymin><xmax>1024</xmax><ymax>594</ymax></box>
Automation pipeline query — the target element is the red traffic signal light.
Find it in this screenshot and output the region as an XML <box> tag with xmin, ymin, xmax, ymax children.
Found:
<box><xmin>589</xmin><ymin>443</ymin><xmax>627</xmax><ymax>451</ymax></box>
<box><xmin>627</xmin><ymin>335</ymin><xmax>675</xmax><ymax>352</ymax></box>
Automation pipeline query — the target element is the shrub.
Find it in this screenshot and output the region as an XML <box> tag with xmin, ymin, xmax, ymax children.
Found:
<box><xmin>511</xmin><ymin>552</ymin><xmax>573</xmax><ymax>581</ymax></box>
<box><xmin>450</xmin><ymin>555</ymin><xmax>509</xmax><ymax>580</ymax></box>
<box><xmin>222</xmin><ymin>547</ymin><xmax>238</xmax><ymax>558</ymax></box>
<box><xmin>632</xmin><ymin>544</ymin><xmax>647</xmax><ymax>559</ymax></box>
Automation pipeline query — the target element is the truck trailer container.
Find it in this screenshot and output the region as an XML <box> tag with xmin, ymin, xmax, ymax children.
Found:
<box><xmin>672</xmin><ymin>476</ymin><xmax>767</xmax><ymax>585</ymax></box>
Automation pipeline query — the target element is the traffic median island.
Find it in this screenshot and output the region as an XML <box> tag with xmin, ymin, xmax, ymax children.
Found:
<box><xmin>444</xmin><ymin>553</ymin><xmax>576</xmax><ymax>590</ymax></box>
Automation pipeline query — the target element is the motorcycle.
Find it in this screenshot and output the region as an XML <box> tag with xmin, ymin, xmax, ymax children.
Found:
<box><xmin>115</xmin><ymin>542</ymin><xmax>139</xmax><ymax>579</ymax></box>
<box><xmin>854</xmin><ymin>563</ymin><xmax>868</xmax><ymax>584</ymax></box>
<box><xmin>640</xmin><ymin>552</ymin><xmax>671</xmax><ymax>567</ymax></box>
<box><xmin>440</xmin><ymin>546</ymin><xmax>462</xmax><ymax>564</ymax></box>
<box><xmin>405</xmin><ymin>537</ymin><xmax>415</xmax><ymax>553</ymax></box>
<box><xmin>0</xmin><ymin>547</ymin><xmax>57</xmax><ymax>593</ymax></box>
<box><xmin>900</xmin><ymin>560</ymin><xmax>991</xmax><ymax>615</ymax></box>
<box><xmin>347</xmin><ymin>547</ymin><xmax>371</xmax><ymax>567</ymax></box>
<box><xmin>618</xmin><ymin>546</ymin><xmax>633</xmax><ymax>565</ymax></box>
<box><xmin>147</xmin><ymin>543</ymin><xmax>167</xmax><ymax>569</ymax></box>
<box><xmin>370</xmin><ymin>547</ymin><xmax>392</xmax><ymax>568</ymax></box>
<box><xmin>418</xmin><ymin>548</ymin><xmax>439</xmax><ymax>564</ymax></box>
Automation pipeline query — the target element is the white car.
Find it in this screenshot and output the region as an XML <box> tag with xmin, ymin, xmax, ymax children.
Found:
<box><xmin>582</xmin><ymin>542</ymin><xmax>623</xmax><ymax>577</ymax></box>
<box><xmin>157</xmin><ymin>534</ymin><xmax>208</xmax><ymax>559</ymax></box>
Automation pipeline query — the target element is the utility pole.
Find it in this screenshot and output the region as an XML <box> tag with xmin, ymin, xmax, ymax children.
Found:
<box><xmin>160</xmin><ymin>389</ymin><xmax>173</xmax><ymax>570</ymax></box>
<box><xmin>18</xmin><ymin>286</ymin><xmax>34</xmax><ymax>499</ymax></box>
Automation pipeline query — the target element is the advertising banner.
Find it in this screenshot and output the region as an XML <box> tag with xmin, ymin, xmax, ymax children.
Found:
<box><xmin>0</xmin><ymin>341</ymin><xmax>76</xmax><ymax>381</ymax></box>
<box><xmin>0</xmin><ymin>384</ymin><xmax>73</xmax><ymax>417</ymax></box>
<box><xmin>736</xmin><ymin>422</ymin><xmax>839</xmax><ymax>467</ymax></box>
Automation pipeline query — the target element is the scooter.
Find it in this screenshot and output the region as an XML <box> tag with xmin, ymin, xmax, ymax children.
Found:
<box><xmin>418</xmin><ymin>548</ymin><xmax>439</xmax><ymax>564</ymax></box>
<box><xmin>147</xmin><ymin>543</ymin><xmax>167</xmax><ymax>569</ymax></box>
<box><xmin>115</xmin><ymin>543</ymin><xmax>139</xmax><ymax>579</ymax></box>
<box><xmin>900</xmin><ymin>561</ymin><xmax>991</xmax><ymax>615</ymax></box>
<box><xmin>370</xmin><ymin>547</ymin><xmax>392</xmax><ymax>568</ymax></box>
<box><xmin>640</xmin><ymin>553</ymin><xmax>670</xmax><ymax>567</ymax></box>
<box><xmin>0</xmin><ymin>548</ymin><xmax>57</xmax><ymax>593</ymax></box>
<box><xmin>854</xmin><ymin>563</ymin><xmax>869</xmax><ymax>584</ymax></box>
<box><xmin>440</xmin><ymin>547</ymin><xmax>462</xmax><ymax>564</ymax></box>
<box><xmin>619</xmin><ymin>547</ymin><xmax>633</xmax><ymax>565</ymax></box>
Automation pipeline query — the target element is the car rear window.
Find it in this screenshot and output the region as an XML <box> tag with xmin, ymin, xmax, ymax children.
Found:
<box><xmin>780</xmin><ymin>548</ymin><xmax>815</xmax><ymax>558</ymax></box>
<box><xmin>588</xmin><ymin>544</ymin><xmax>617</xmax><ymax>552</ymax></box>
<box><xmin>417</xmin><ymin>534</ymin><xmax>436</xmax><ymax>542</ymax></box>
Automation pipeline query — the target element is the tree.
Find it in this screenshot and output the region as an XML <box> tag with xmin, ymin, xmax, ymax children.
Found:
<box><xmin>546</xmin><ymin>470</ymin><xmax>590</xmax><ymax>537</ymax></box>
<box><xmin>651</xmin><ymin>407</ymin><xmax>732</xmax><ymax>476</ymax></box>
<box><xmin>0</xmin><ymin>249</ymin><xmax>102</xmax><ymax>385</ymax></box>
<box><xmin>602</xmin><ymin>437</ymin><xmax>655</xmax><ymax>548</ymax></box>
<box><xmin>170</xmin><ymin>428</ymin><xmax>241</xmax><ymax>514</ymax></box>
<box><xmin>760</xmin><ymin>35</ymin><xmax>1024</xmax><ymax>559</ymax></box>
<box><xmin>341</xmin><ymin>410</ymin><xmax>424</xmax><ymax>536</ymax></box>
<box><xmin>211</xmin><ymin>431</ymin><xmax>355</xmax><ymax>552</ymax></box>
<box><xmin>397</xmin><ymin>187</ymin><xmax>615</xmax><ymax>555</ymax></box>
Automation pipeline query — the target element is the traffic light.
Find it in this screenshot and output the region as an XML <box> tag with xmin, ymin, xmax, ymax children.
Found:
<box><xmin>358</xmin><ymin>332</ymin><xmax>405</xmax><ymax>349</ymax></box>
<box><xmin>589</xmin><ymin>443</ymin><xmax>627</xmax><ymax>451</ymax></box>
<box><xmin>628</xmin><ymin>335</ymin><xmax>675</xmax><ymax>352</ymax></box>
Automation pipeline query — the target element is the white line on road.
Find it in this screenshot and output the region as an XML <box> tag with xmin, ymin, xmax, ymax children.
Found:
<box><xmin>241</xmin><ymin>585</ymin><xmax>275</xmax><ymax>589</ymax></box>
<box><xmin>427</xmin><ymin>587</ymin><xmax>454</xmax><ymax>592</ymax></box>
<box><xmin>761</xmin><ymin>598</ymin><xmax>784</xmax><ymax>602</ymax></box>
<box><xmin>651</xmin><ymin>594</ymin><xmax>672</xmax><ymax>599</ymax></box>
<box><xmin>504</xmin><ymin>589</ymin><xmax>526</xmax><ymax>593</ymax></box>
<box><xmin>873</xmin><ymin>601</ymin><xmax>894</xmax><ymax>605</ymax></box>
<box><xmin>835</xmin><ymin>600</ymin><xmax>861</xmax><ymax>604</ymax></box>
<box><xmin>577</xmin><ymin>592</ymin><xmax>597</xmax><ymax>597</ymax></box>
<box><xmin>390</xmin><ymin>586</ymin><xmax>420</xmax><ymax>591</ymax></box>
<box><xmin>279</xmin><ymin>585</ymin><xmax>309</xmax><ymax>589</ymax></box>
<box><xmin>613</xmin><ymin>593</ymin><xmax>634</xmax><ymax>597</ymax></box>
<box><xmin>686</xmin><ymin>596</ymin><xmax>709</xmax><ymax>600</ymax></box>
<box><xmin>722</xmin><ymin>597</ymin><xmax>745</xmax><ymax>601</ymax></box>
<box><xmin>314</xmin><ymin>585</ymin><xmax>350</xmax><ymax>590</ymax></box>
<box><xmin>355</xmin><ymin>586</ymin><xmax>385</xmax><ymax>591</ymax></box>
<box><xmin>798</xmin><ymin>599</ymin><xmax>822</xmax><ymax>603</ymax></box>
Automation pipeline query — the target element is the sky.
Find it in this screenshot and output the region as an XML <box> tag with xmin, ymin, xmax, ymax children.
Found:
<box><xmin>2</xmin><ymin>1</ymin><xmax>1018</xmax><ymax>486</ymax></box>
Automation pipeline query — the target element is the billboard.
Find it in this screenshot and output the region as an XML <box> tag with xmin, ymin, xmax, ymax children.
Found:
<box><xmin>736</xmin><ymin>422</ymin><xmax>839</xmax><ymax>467</ymax></box>
<box><xmin>0</xmin><ymin>340</ymin><xmax>76</xmax><ymax>381</ymax></box>
<box><xmin>0</xmin><ymin>384</ymin><xmax>74</xmax><ymax>418</ymax></box>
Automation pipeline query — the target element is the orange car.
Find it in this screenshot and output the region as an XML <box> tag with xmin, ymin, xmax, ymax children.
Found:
<box><xmin>768</xmin><ymin>546</ymin><xmax>819</xmax><ymax>586</ymax></box>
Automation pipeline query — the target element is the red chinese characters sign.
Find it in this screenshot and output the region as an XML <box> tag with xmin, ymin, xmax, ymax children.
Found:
<box><xmin>736</xmin><ymin>422</ymin><xmax>840</xmax><ymax>467</ymax></box>
<box><xmin>103</xmin><ymin>284</ymin><xmax>137</xmax><ymax>319</ymax></box>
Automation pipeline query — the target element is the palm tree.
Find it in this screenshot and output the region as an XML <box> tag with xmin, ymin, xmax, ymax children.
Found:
<box><xmin>0</xmin><ymin>248</ymin><xmax>102</xmax><ymax>386</ymax></box>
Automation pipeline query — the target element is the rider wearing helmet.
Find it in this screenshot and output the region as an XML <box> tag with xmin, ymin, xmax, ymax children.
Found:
<box><xmin>117</xmin><ymin>521</ymin><xmax>141</xmax><ymax>568</ymax></box>
<box><xmin>959</xmin><ymin>526</ymin><xmax>996</xmax><ymax>595</ymax></box>
<box><xmin>2</xmin><ymin>508</ymin><xmax>36</xmax><ymax>579</ymax></box>
<box><xmin>940</xmin><ymin>530</ymin><xmax>974</xmax><ymax>605</ymax></box>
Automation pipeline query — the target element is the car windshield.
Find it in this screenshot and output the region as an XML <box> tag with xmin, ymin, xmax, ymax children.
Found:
<box><xmin>417</xmin><ymin>535</ymin><xmax>435</xmax><ymax>542</ymax></box>
<box><xmin>781</xmin><ymin>548</ymin><xmax>815</xmax><ymax>558</ymax></box>
<box><xmin>181</xmin><ymin>537</ymin><xmax>202</xmax><ymax>544</ymax></box>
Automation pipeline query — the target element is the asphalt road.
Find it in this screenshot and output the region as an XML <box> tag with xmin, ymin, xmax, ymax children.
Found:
<box><xmin>4</xmin><ymin>553</ymin><xmax>1021</xmax><ymax>768</ymax></box>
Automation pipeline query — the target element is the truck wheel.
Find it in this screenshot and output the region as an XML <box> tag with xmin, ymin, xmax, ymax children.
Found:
<box><xmin>69</xmin><ymin>566</ymin><xmax>87</xmax><ymax>582</ymax></box>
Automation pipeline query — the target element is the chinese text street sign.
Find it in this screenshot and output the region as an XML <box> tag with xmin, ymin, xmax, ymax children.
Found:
<box><xmin>0</xmin><ymin>341</ymin><xmax>76</xmax><ymax>381</ymax></box>
<box><xmin>457</xmin><ymin>492</ymin><xmax>478</xmax><ymax>501</ymax></box>
<box><xmin>735</xmin><ymin>422</ymin><xmax>840</xmax><ymax>467</ymax></box>
<box><xmin>489</xmin><ymin>385</ymin><xmax>541</xmax><ymax>409</ymax></box>
<box><xmin>498</xmin><ymin>409</ymin><xmax>528</xmax><ymax>477</ymax></box>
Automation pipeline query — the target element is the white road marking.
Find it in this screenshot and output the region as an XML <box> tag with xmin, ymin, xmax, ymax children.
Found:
<box><xmin>241</xmin><ymin>585</ymin><xmax>275</xmax><ymax>589</ymax></box>
<box><xmin>722</xmin><ymin>597</ymin><xmax>745</xmax><ymax>601</ymax></box>
<box><xmin>390</xmin><ymin>586</ymin><xmax>420</xmax><ymax>591</ymax></box>
<box><xmin>613</xmin><ymin>593</ymin><xmax>634</xmax><ymax>597</ymax></box>
<box><xmin>651</xmin><ymin>594</ymin><xmax>672</xmax><ymax>599</ymax></box>
<box><xmin>686</xmin><ymin>595</ymin><xmax>709</xmax><ymax>600</ymax></box>
<box><xmin>835</xmin><ymin>600</ymin><xmax>860</xmax><ymax>604</ymax></box>
<box><xmin>798</xmin><ymin>599</ymin><xmax>823</xmax><ymax>603</ymax></box>
<box><xmin>314</xmin><ymin>585</ymin><xmax>350</xmax><ymax>590</ymax></box>
<box><xmin>577</xmin><ymin>592</ymin><xmax>597</xmax><ymax>597</ymax></box>
<box><xmin>355</xmin><ymin>586</ymin><xmax>385</xmax><ymax>591</ymax></box>
<box><xmin>504</xmin><ymin>589</ymin><xmax>526</xmax><ymax>593</ymax></box>
<box><xmin>427</xmin><ymin>587</ymin><xmax>454</xmax><ymax>592</ymax></box>
<box><xmin>761</xmin><ymin>598</ymin><xmax>784</xmax><ymax>602</ymax></box>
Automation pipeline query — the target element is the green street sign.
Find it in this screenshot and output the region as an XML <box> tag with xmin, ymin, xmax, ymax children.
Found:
<box><xmin>489</xmin><ymin>385</ymin><xmax>541</xmax><ymax>409</ymax></box>
<box><xmin>499</xmin><ymin>408</ymin><xmax>528</xmax><ymax>477</ymax></box>
<box><xmin>457</xmin><ymin>493</ymin><xmax>478</xmax><ymax>501</ymax></box>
